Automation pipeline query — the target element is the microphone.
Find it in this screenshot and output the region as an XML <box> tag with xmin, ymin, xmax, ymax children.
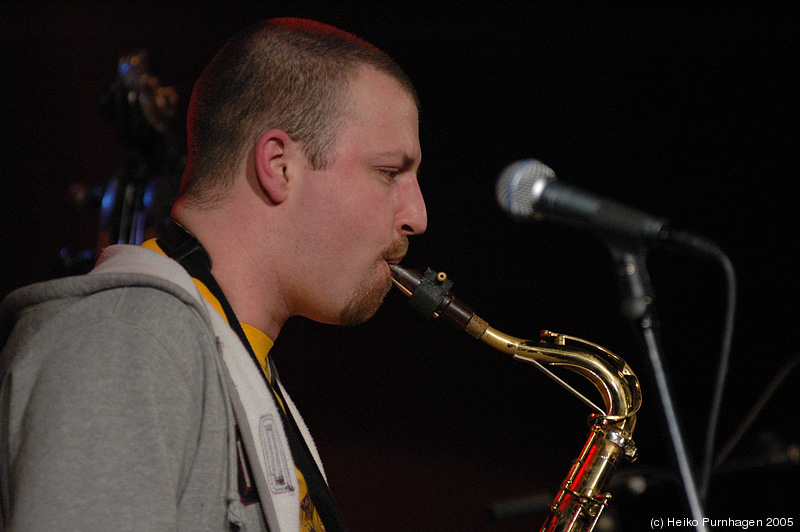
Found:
<box><xmin>495</xmin><ymin>159</ymin><xmax>669</xmax><ymax>242</ymax></box>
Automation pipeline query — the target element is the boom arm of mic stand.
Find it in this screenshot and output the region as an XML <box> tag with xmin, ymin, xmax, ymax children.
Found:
<box><xmin>605</xmin><ymin>238</ymin><xmax>708</xmax><ymax>532</ymax></box>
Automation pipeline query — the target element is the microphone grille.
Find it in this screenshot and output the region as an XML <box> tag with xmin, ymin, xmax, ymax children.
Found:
<box><xmin>495</xmin><ymin>159</ymin><xmax>556</xmax><ymax>217</ymax></box>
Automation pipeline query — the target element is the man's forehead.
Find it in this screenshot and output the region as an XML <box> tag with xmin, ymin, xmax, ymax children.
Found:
<box><xmin>347</xmin><ymin>66</ymin><xmax>417</xmax><ymax>109</ymax></box>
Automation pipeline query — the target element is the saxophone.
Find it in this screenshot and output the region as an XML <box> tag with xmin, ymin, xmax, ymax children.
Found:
<box><xmin>390</xmin><ymin>265</ymin><xmax>642</xmax><ymax>532</ymax></box>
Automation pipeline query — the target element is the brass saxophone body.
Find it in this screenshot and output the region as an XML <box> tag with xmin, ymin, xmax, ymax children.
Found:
<box><xmin>390</xmin><ymin>265</ymin><xmax>642</xmax><ymax>532</ymax></box>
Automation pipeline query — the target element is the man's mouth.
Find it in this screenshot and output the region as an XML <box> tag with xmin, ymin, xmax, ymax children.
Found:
<box><xmin>383</xmin><ymin>237</ymin><xmax>409</xmax><ymax>264</ymax></box>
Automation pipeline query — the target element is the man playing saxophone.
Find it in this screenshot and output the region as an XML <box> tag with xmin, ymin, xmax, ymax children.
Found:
<box><xmin>0</xmin><ymin>18</ymin><xmax>426</xmax><ymax>531</ymax></box>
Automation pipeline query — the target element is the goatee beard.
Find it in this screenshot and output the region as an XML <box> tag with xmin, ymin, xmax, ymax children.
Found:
<box><xmin>339</xmin><ymin>238</ymin><xmax>408</xmax><ymax>326</ymax></box>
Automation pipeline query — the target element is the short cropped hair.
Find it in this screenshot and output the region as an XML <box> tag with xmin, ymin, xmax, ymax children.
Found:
<box><xmin>178</xmin><ymin>18</ymin><xmax>418</xmax><ymax>206</ymax></box>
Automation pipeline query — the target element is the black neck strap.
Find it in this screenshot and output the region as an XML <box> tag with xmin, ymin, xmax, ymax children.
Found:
<box><xmin>157</xmin><ymin>223</ymin><xmax>349</xmax><ymax>532</ymax></box>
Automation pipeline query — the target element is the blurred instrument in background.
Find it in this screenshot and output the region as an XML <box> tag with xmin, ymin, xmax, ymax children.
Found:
<box><xmin>61</xmin><ymin>50</ymin><xmax>183</xmax><ymax>273</ymax></box>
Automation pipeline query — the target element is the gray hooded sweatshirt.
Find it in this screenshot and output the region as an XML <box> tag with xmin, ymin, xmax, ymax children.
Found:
<box><xmin>0</xmin><ymin>244</ymin><xmax>324</xmax><ymax>531</ymax></box>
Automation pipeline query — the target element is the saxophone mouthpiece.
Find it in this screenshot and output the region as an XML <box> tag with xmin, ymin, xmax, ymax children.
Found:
<box><xmin>389</xmin><ymin>264</ymin><xmax>488</xmax><ymax>338</ymax></box>
<box><xmin>389</xmin><ymin>264</ymin><xmax>422</xmax><ymax>297</ymax></box>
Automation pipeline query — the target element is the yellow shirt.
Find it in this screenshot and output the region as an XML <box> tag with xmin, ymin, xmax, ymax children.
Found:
<box><xmin>141</xmin><ymin>238</ymin><xmax>324</xmax><ymax>531</ymax></box>
<box><xmin>239</xmin><ymin>325</ymin><xmax>325</xmax><ymax>532</ymax></box>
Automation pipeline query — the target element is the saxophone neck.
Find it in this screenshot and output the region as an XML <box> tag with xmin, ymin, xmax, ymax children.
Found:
<box><xmin>390</xmin><ymin>263</ymin><xmax>642</xmax><ymax>421</ymax></box>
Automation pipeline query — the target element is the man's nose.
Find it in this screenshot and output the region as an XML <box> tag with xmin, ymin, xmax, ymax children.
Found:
<box><xmin>397</xmin><ymin>178</ymin><xmax>427</xmax><ymax>236</ymax></box>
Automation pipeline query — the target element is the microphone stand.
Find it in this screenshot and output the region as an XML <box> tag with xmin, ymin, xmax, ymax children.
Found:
<box><xmin>605</xmin><ymin>238</ymin><xmax>708</xmax><ymax>532</ymax></box>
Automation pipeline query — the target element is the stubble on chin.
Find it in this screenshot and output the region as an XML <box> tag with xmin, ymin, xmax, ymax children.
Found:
<box><xmin>338</xmin><ymin>273</ymin><xmax>392</xmax><ymax>326</ymax></box>
<box><xmin>338</xmin><ymin>238</ymin><xmax>408</xmax><ymax>326</ymax></box>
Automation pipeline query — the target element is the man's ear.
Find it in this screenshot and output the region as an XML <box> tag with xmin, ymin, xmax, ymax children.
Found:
<box><xmin>254</xmin><ymin>129</ymin><xmax>293</xmax><ymax>204</ymax></box>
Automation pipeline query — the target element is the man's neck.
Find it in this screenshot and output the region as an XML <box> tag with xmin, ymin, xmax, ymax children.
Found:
<box><xmin>171</xmin><ymin>204</ymin><xmax>288</xmax><ymax>341</ymax></box>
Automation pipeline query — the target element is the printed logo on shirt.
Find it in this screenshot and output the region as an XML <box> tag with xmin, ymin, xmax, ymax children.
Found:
<box><xmin>259</xmin><ymin>414</ymin><xmax>295</xmax><ymax>494</ymax></box>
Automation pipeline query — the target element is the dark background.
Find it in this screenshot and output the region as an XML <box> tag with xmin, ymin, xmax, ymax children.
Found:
<box><xmin>2</xmin><ymin>2</ymin><xmax>798</xmax><ymax>530</ymax></box>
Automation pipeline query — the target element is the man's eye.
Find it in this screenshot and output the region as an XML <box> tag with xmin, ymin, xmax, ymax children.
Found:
<box><xmin>379</xmin><ymin>168</ymin><xmax>400</xmax><ymax>180</ymax></box>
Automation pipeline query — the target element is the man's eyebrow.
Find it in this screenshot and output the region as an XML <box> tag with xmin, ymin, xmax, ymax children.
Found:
<box><xmin>374</xmin><ymin>150</ymin><xmax>419</xmax><ymax>170</ymax></box>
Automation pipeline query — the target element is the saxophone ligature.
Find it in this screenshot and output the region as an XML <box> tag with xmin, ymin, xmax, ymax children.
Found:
<box><xmin>390</xmin><ymin>264</ymin><xmax>642</xmax><ymax>532</ymax></box>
